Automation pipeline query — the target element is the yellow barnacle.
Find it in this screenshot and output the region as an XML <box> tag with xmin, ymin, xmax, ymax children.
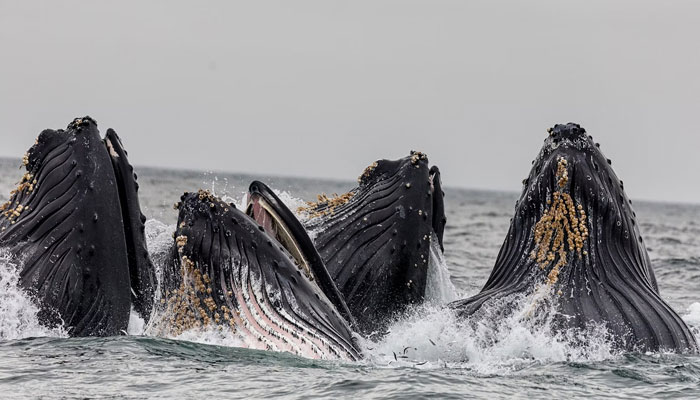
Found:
<box><xmin>531</xmin><ymin>157</ymin><xmax>589</xmax><ymax>287</ymax></box>
<box><xmin>298</xmin><ymin>191</ymin><xmax>354</xmax><ymax>218</ymax></box>
<box><xmin>176</xmin><ymin>235</ymin><xmax>188</xmax><ymax>248</ymax></box>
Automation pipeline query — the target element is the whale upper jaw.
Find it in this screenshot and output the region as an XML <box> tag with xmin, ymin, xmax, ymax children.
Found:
<box><xmin>245</xmin><ymin>181</ymin><xmax>357</xmax><ymax>330</ymax></box>
<box><xmin>0</xmin><ymin>117</ymin><xmax>154</xmax><ymax>336</ymax></box>
<box><xmin>451</xmin><ymin>123</ymin><xmax>698</xmax><ymax>353</ymax></box>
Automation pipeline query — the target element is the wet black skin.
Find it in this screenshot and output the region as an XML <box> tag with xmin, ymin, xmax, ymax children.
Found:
<box><xmin>160</xmin><ymin>191</ymin><xmax>362</xmax><ymax>360</ymax></box>
<box><xmin>0</xmin><ymin>117</ymin><xmax>154</xmax><ymax>336</ymax></box>
<box><xmin>451</xmin><ymin>123</ymin><xmax>697</xmax><ymax>353</ymax></box>
<box><xmin>303</xmin><ymin>152</ymin><xmax>447</xmax><ymax>336</ymax></box>
<box><xmin>246</xmin><ymin>180</ymin><xmax>357</xmax><ymax>329</ymax></box>
<box><xmin>104</xmin><ymin>130</ymin><xmax>157</xmax><ymax>322</ymax></box>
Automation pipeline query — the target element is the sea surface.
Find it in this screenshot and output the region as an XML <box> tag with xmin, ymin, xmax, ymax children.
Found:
<box><xmin>1</xmin><ymin>157</ymin><xmax>699</xmax><ymax>399</ymax></box>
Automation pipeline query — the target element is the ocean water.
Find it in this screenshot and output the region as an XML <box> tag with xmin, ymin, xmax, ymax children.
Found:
<box><xmin>1</xmin><ymin>157</ymin><xmax>699</xmax><ymax>399</ymax></box>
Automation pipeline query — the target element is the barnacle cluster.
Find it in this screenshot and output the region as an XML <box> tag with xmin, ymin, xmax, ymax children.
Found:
<box><xmin>530</xmin><ymin>157</ymin><xmax>589</xmax><ymax>287</ymax></box>
<box><xmin>410</xmin><ymin>150</ymin><xmax>427</xmax><ymax>165</ymax></box>
<box><xmin>160</xmin><ymin>236</ymin><xmax>238</xmax><ymax>336</ymax></box>
<box><xmin>357</xmin><ymin>161</ymin><xmax>378</xmax><ymax>183</ymax></box>
<box><xmin>297</xmin><ymin>192</ymin><xmax>354</xmax><ymax>219</ymax></box>
<box><xmin>173</xmin><ymin>189</ymin><xmax>230</xmax><ymax>212</ymax></box>
<box><xmin>1</xmin><ymin>172</ymin><xmax>37</xmax><ymax>224</ymax></box>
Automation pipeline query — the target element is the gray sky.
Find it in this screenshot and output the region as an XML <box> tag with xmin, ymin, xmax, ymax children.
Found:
<box><xmin>1</xmin><ymin>1</ymin><xmax>699</xmax><ymax>203</ymax></box>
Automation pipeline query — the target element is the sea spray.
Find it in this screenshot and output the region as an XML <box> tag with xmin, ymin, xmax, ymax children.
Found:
<box><xmin>683</xmin><ymin>302</ymin><xmax>700</xmax><ymax>339</ymax></box>
<box><xmin>0</xmin><ymin>248</ymin><xmax>66</xmax><ymax>339</ymax></box>
<box><xmin>172</xmin><ymin>325</ymin><xmax>246</xmax><ymax>348</ymax></box>
<box><xmin>141</xmin><ymin>219</ymin><xmax>177</xmax><ymax>336</ymax></box>
<box><xmin>425</xmin><ymin>232</ymin><xmax>458</xmax><ymax>305</ymax></box>
<box><xmin>127</xmin><ymin>307</ymin><xmax>146</xmax><ymax>336</ymax></box>
<box><xmin>367</xmin><ymin>288</ymin><xmax>618</xmax><ymax>373</ymax></box>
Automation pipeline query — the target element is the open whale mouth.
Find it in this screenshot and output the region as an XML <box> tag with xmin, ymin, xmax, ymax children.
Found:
<box><xmin>246</xmin><ymin>183</ymin><xmax>315</xmax><ymax>281</ymax></box>
<box><xmin>245</xmin><ymin>181</ymin><xmax>357</xmax><ymax>328</ymax></box>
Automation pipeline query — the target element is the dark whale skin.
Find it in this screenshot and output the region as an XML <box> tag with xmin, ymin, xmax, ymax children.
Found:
<box><xmin>0</xmin><ymin>117</ymin><xmax>132</xmax><ymax>336</ymax></box>
<box><xmin>451</xmin><ymin>123</ymin><xmax>697</xmax><ymax>353</ymax></box>
<box><xmin>301</xmin><ymin>152</ymin><xmax>446</xmax><ymax>336</ymax></box>
<box><xmin>104</xmin><ymin>130</ymin><xmax>156</xmax><ymax>322</ymax></box>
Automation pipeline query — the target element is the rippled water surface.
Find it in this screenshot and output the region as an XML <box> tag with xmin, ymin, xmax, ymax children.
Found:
<box><xmin>1</xmin><ymin>158</ymin><xmax>699</xmax><ymax>399</ymax></box>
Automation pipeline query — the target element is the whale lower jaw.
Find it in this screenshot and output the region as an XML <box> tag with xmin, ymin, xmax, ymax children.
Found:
<box><xmin>210</xmin><ymin>259</ymin><xmax>357</xmax><ymax>360</ymax></box>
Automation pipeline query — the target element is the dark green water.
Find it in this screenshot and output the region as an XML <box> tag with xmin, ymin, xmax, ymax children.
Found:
<box><xmin>1</xmin><ymin>160</ymin><xmax>699</xmax><ymax>399</ymax></box>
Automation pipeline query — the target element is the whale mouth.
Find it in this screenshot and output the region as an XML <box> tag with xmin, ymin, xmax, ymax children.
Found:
<box><xmin>245</xmin><ymin>185</ymin><xmax>315</xmax><ymax>281</ymax></box>
<box><xmin>244</xmin><ymin>181</ymin><xmax>357</xmax><ymax>328</ymax></box>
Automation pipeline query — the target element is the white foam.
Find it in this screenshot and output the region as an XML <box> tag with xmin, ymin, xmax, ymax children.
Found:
<box><xmin>144</xmin><ymin>219</ymin><xmax>177</xmax><ymax>288</ymax></box>
<box><xmin>173</xmin><ymin>326</ymin><xmax>246</xmax><ymax>348</ymax></box>
<box><xmin>0</xmin><ymin>248</ymin><xmax>67</xmax><ymax>340</ymax></box>
<box><xmin>127</xmin><ymin>308</ymin><xmax>146</xmax><ymax>336</ymax></box>
<box><xmin>682</xmin><ymin>302</ymin><xmax>700</xmax><ymax>339</ymax></box>
<box><xmin>365</xmin><ymin>288</ymin><xmax>617</xmax><ymax>373</ymax></box>
<box><xmin>272</xmin><ymin>189</ymin><xmax>308</xmax><ymax>218</ymax></box>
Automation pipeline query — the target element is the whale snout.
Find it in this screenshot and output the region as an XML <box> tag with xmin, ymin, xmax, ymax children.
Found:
<box><xmin>548</xmin><ymin>122</ymin><xmax>588</xmax><ymax>143</ymax></box>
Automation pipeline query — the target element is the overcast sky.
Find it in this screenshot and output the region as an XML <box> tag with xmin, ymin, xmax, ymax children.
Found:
<box><xmin>1</xmin><ymin>1</ymin><xmax>699</xmax><ymax>203</ymax></box>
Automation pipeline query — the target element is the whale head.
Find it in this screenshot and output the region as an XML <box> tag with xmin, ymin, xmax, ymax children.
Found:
<box><xmin>451</xmin><ymin>123</ymin><xmax>697</xmax><ymax>353</ymax></box>
<box><xmin>300</xmin><ymin>151</ymin><xmax>446</xmax><ymax>335</ymax></box>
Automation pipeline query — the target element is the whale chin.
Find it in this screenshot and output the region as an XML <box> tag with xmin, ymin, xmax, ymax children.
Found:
<box><xmin>451</xmin><ymin>123</ymin><xmax>697</xmax><ymax>353</ymax></box>
<box><xmin>299</xmin><ymin>151</ymin><xmax>446</xmax><ymax>336</ymax></box>
<box><xmin>0</xmin><ymin>117</ymin><xmax>155</xmax><ymax>336</ymax></box>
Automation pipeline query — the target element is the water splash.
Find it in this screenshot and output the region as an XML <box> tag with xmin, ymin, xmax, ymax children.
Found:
<box><xmin>127</xmin><ymin>307</ymin><xmax>146</xmax><ymax>336</ymax></box>
<box><xmin>425</xmin><ymin>232</ymin><xmax>458</xmax><ymax>305</ymax></box>
<box><xmin>171</xmin><ymin>326</ymin><xmax>246</xmax><ymax>348</ymax></box>
<box><xmin>683</xmin><ymin>302</ymin><xmax>700</xmax><ymax>339</ymax></box>
<box><xmin>366</xmin><ymin>288</ymin><xmax>618</xmax><ymax>373</ymax></box>
<box><xmin>141</xmin><ymin>219</ymin><xmax>177</xmax><ymax>336</ymax></box>
<box><xmin>0</xmin><ymin>248</ymin><xmax>66</xmax><ymax>339</ymax></box>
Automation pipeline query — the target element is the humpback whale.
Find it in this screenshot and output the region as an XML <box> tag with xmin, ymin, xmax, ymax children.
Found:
<box><xmin>155</xmin><ymin>190</ymin><xmax>361</xmax><ymax>360</ymax></box>
<box><xmin>0</xmin><ymin>117</ymin><xmax>155</xmax><ymax>336</ymax></box>
<box><xmin>299</xmin><ymin>152</ymin><xmax>446</xmax><ymax>335</ymax></box>
<box><xmin>450</xmin><ymin>123</ymin><xmax>698</xmax><ymax>353</ymax></box>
